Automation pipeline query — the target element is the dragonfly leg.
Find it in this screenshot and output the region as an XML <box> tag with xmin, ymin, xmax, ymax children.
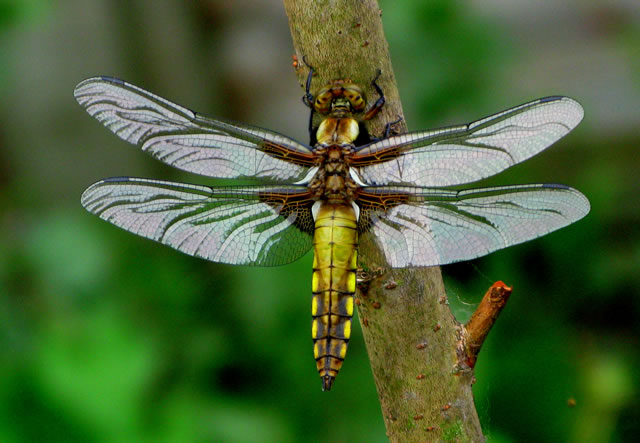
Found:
<box><xmin>301</xmin><ymin>56</ymin><xmax>316</xmax><ymax>140</ymax></box>
<box><xmin>301</xmin><ymin>56</ymin><xmax>315</xmax><ymax>108</ymax></box>
<box><xmin>381</xmin><ymin>115</ymin><xmax>404</xmax><ymax>139</ymax></box>
<box><xmin>363</xmin><ymin>69</ymin><xmax>385</xmax><ymax>121</ymax></box>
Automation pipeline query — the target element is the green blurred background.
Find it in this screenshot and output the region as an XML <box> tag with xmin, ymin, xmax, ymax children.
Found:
<box><xmin>1</xmin><ymin>1</ymin><xmax>638</xmax><ymax>441</ymax></box>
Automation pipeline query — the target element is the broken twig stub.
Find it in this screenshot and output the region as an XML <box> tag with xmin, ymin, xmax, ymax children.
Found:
<box><xmin>458</xmin><ymin>281</ymin><xmax>513</xmax><ymax>369</ymax></box>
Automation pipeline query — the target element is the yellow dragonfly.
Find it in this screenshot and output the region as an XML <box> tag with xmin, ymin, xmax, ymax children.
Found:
<box><xmin>75</xmin><ymin>69</ymin><xmax>589</xmax><ymax>390</ymax></box>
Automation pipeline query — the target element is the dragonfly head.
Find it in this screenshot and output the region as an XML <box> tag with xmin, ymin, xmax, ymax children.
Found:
<box><xmin>313</xmin><ymin>80</ymin><xmax>366</xmax><ymax>116</ymax></box>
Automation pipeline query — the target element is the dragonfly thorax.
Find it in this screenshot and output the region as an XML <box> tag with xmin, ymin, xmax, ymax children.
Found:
<box><xmin>309</xmin><ymin>145</ymin><xmax>358</xmax><ymax>204</ymax></box>
<box><xmin>315</xmin><ymin>117</ymin><xmax>360</xmax><ymax>146</ymax></box>
<box><xmin>309</xmin><ymin>81</ymin><xmax>368</xmax><ymax>204</ymax></box>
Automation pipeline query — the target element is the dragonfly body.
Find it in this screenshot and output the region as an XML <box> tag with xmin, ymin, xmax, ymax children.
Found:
<box><xmin>305</xmin><ymin>78</ymin><xmax>379</xmax><ymax>390</ymax></box>
<box><xmin>76</xmin><ymin>70</ymin><xmax>589</xmax><ymax>391</ymax></box>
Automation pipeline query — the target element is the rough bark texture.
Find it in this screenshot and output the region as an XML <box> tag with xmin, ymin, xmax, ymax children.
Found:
<box><xmin>283</xmin><ymin>1</ymin><xmax>485</xmax><ymax>441</ymax></box>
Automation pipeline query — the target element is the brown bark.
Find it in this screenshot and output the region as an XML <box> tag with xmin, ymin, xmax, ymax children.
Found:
<box><xmin>283</xmin><ymin>1</ymin><xmax>485</xmax><ymax>441</ymax></box>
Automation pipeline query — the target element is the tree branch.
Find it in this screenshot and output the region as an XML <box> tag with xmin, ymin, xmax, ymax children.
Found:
<box><xmin>283</xmin><ymin>1</ymin><xmax>484</xmax><ymax>440</ymax></box>
<box><xmin>460</xmin><ymin>281</ymin><xmax>513</xmax><ymax>370</ymax></box>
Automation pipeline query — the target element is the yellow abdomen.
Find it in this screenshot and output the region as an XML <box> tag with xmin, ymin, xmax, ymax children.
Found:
<box><xmin>311</xmin><ymin>202</ymin><xmax>358</xmax><ymax>391</ymax></box>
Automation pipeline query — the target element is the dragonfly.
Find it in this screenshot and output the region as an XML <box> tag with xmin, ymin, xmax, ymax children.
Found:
<box><xmin>75</xmin><ymin>68</ymin><xmax>589</xmax><ymax>391</ymax></box>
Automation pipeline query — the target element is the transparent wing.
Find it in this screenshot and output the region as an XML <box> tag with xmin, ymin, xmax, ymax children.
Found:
<box><xmin>358</xmin><ymin>184</ymin><xmax>590</xmax><ymax>267</ymax></box>
<box><xmin>74</xmin><ymin>77</ymin><xmax>315</xmax><ymax>183</ymax></box>
<box><xmin>352</xmin><ymin>97</ymin><xmax>584</xmax><ymax>187</ymax></box>
<box><xmin>81</xmin><ymin>177</ymin><xmax>315</xmax><ymax>266</ymax></box>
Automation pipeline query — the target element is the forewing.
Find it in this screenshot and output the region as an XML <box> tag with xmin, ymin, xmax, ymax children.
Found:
<box><xmin>353</xmin><ymin>97</ymin><xmax>583</xmax><ymax>187</ymax></box>
<box><xmin>81</xmin><ymin>178</ymin><xmax>314</xmax><ymax>266</ymax></box>
<box><xmin>74</xmin><ymin>77</ymin><xmax>315</xmax><ymax>182</ymax></box>
<box><xmin>359</xmin><ymin>184</ymin><xmax>590</xmax><ymax>267</ymax></box>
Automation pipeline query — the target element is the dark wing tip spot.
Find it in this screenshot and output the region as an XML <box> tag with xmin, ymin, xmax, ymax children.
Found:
<box><xmin>99</xmin><ymin>76</ymin><xmax>125</xmax><ymax>85</ymax></box>
<box><xmin>541</xmin><ymin>183</ymin><xmax>571</xmax><ymax>190</ymax></box>
<box><xmin>102</xmin><ymin>176</ymin><xmax>134</xmax><ymax>183</ymax></box>
<box><xmin>538</xmin><ymin>96</ymin><xmax>565</xmax><ymax>103</ymax></box>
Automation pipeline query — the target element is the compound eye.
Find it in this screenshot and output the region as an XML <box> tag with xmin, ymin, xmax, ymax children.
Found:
<box><xmin>349</xmin><ymin>95</ymin><xmax>365</xmax><ymax>111</ymax></box>
<box><xmin>314</xmin><ymin>92</ymin><xmax>332</xmax><ymax>113</ymax></box>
